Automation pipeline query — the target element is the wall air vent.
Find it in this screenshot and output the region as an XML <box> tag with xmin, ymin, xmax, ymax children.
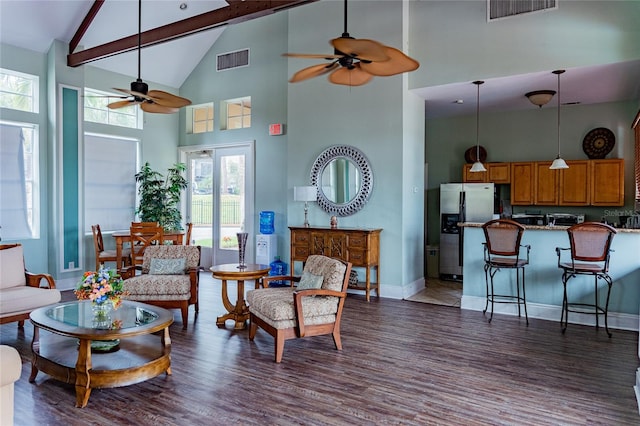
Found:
<box><xmin>217</xmin><ymin>49</ymin><xmax>249</xmax><ymax>71</ymax></box>
<box><xmin>488</xmin><ymin>0</ymin><xmax>557</xmax><ymax>21</ymax></box>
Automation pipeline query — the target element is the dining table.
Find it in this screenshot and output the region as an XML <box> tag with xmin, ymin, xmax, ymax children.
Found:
<box><xmin>111</xmin><ymin>230</ymin><xmax>184</xmax><ymax>271</ymax></box>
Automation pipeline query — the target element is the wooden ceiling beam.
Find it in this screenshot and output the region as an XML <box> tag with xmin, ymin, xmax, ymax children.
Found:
<box><xmin>68</xmin><ymin>0</ymin><xmax>105</xmax><ymax>55</ymax></box>
<box><xmin>67</xmin><ymin>0</ymin><xmax>317</xmax><ymax>68</ymax></box>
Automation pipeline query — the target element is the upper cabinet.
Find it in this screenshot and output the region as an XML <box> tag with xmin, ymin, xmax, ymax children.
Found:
<box><xmin>590</xmin><ymin>159</ymin><xmax>625</xmax><ymax>206</ymax></box>
<box><xmin>508</xmin><ymin>159</ymin><xmax>624</xmax><ymax>206</ymax></box>
<box><xmin>559</xmin><ymin>160</ymin><xmax>590</xmax><ymax>206</ymax></box>
<box><xmin>463</xmin><ymin>162</ymin><xmax>510</xmax><ymax>184</ymax></box>
<box><xmin>534</xmin><ymin>161</ymin><xmax>558</xmax><ymax>205</ymax></box>
<box><xmin>510</xmin><ymin>162</ymin><xmax>535</xmax><ymax>205</ymax></box>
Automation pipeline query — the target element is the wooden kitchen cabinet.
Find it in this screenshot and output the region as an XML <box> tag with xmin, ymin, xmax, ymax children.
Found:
<box><xmin>534</xmin><ymin>161</ymin><xmax>558</xmax><ymax>205</ymax></box>
<box><xmin>462</xmin><ymin>164</ymin><xmax>486</xmax><ymax>182</ymax></box>
<box><xmin>289</xmin><ymin>227</ymin><xmax>382</xmax><ymax>301</ymax></box>
<box><xmin>510</xmin><ymin>162</ymin><xmax>535</xmax><ymax>205</ymax></box>
<box><xmin>591</xmin><ymin>159</ymin><xmax>624</xmax><ymax>206</ymax></box>
<box><xmin>462</xmin><ymin>162</ymin><xmax>510</xmax><ymax>184</ymax></box>
<box><xmin>559</xmin><ymin>160</ymin><xmax>590</xmax><ymax>206</ymax></box>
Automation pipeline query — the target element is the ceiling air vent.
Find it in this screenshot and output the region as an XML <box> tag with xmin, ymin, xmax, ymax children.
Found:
<box><xmin>217</xmin><ymin>49</ymin><xmax>249</xmax><ymax>71</ymax></box>
<box><xmin>488</xmin><ymin>0</ymin><xmax>557</xmax><ymax>21</ymax></box>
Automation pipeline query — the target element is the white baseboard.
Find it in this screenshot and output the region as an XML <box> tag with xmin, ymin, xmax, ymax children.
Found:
<box><xmin>461</xmin><ymin>295</ymin><xmax>639</xmax><ymax>332</ymax></box>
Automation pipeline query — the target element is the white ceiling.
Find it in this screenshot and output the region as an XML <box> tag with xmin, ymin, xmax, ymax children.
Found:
<box><xmin>414</xmin><ymin>60</ymin><xmax>640</xmax><ymax>119</ymax></box>
<box><xmin>1</xmin><ymin>0</ymin><xmax>639</xmax><ymax>118</ymax></box>
<box><xmin>0</xmin><ymin>0</ymin><xmax>227</xmax><ymax>88</ymax></box>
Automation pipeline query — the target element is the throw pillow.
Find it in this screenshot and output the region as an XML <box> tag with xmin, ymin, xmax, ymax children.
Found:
<box><xmin>297</xmin><ymin>271</ymin><xmax>324</xmax><ymax>290</ymax></box>
<box><xmin>149</xmin><ymin>258</ymin><xmax>186</xmax><ymax>275</ymax></box>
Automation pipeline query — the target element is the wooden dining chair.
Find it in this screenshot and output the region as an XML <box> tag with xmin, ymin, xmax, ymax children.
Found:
<box><xmin>185</xmin><ymin>222</ymin><xmax>193</xmax><ymax>245</ymax></box>
<box><xmin>129</xmin><ymin>222</ymin><xmax>164</xmax><ymax>270</ymax></box>
<box><xmin>92</xmin><ymin>224</ymin><xmax>130</xmax><ymax>271</ymax></box>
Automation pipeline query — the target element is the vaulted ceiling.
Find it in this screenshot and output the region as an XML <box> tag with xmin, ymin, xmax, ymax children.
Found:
<box><xmin>1</xmin><ymin>0</ymin><xmax>638</xmax><ymax>118</ymax></box>
<box><xmin>0</xmin><ymin>0</ymin><xmax>315</xmax><ymax>88</ymax></box>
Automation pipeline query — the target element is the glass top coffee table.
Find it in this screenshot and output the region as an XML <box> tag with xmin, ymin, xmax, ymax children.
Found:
<box><xmin>29</xmin><ymin>300</ymin><xmax>173</xmax><ymax>408</ymax></box>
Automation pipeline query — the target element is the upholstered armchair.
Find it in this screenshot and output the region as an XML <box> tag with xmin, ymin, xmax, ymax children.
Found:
<box><xmin>121</xmin><ymin>245</ymin><xmax>200</xmax><ymax>329</ymax></box>
<box><xmin>0</xmin><ymin>244</ymin><xmax>61</xmax><ymax>326</ymax></box>
<box><xmin>247</xmin><ymin>255</ymin><xmax>352</xmax><ymax>363</ymax></box>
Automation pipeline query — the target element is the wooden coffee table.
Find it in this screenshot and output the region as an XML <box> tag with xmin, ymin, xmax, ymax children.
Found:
<box><xmin>29</xmin><ymin>300</ymin><xmax>173</xmax><ymax>408</ymax></box>
<box><xmin>210</xmin><ymin>263</ymin><xmax>270</xmax><ymax>330</ymax></box>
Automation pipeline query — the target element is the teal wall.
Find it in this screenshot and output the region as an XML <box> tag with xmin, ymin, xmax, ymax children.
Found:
<box><xmin>179</xmin><ymin>11</ymin><xmax>290</xmax><ymax>255</ymax></box>
<box><xmin>286</xmin><ymin>1</ymin><xmax>425</xmax><ymax>295</ymax></box>
<box><xmin>408</xmin><ymin>0</ymin><xmax>640</xmax><ymax>89</ymax></box>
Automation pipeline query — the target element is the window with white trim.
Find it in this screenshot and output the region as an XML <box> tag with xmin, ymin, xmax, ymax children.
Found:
<box><xmin>84</xmin><ymin>133</ymin><xmax>138</xmax><ymax>233</ymax></box>
<box><xmin>0</xmin><ymin>68</ymin><xmax>39</xmax><ymax>113</ymax></box>
<box><xmin>0</xmin><ymin>121</ymin><xmax>40</xmax><ymax>240</ymax></box>
<box><xmin>223</xmin><ymin>97</ymin><xmax>251</xmax><ymax>130</ymax></box>
<box><xmin>187</xmin><ymin>103</ymin><xmax>214</xmax><ymax>134</ymax></box>
<box><xmin>84</xmin><ymin>88</ymin><xmax>142</xmax><ymax>129</ymax></box>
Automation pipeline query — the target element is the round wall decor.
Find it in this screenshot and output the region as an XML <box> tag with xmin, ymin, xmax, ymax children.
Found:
<box><xmin>464</xmin><ymin>146</ymin><xmax>487</xmax><ymax>164</ymax></box>
<box><xmin>582</xmin><ymin>127</ymin><xmax>615</xmax><ymax>159</ymax></box>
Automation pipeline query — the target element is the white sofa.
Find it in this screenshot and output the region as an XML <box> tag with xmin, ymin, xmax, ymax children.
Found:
<box><xmin>0</xmin><ymin>345</ymin><xmax>22</xmax><ymax>426</ymax></box>
<box><xmin>0</xmin><ymin>244</ymin><xmax>61</xmax><ymax>326</ymax></box>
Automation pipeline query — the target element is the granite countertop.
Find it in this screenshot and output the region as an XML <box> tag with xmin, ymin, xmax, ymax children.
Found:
<box><xmin>459</xmin><ymin>222</ymin><xmax>640</xmax><ymax>234</ymax></box>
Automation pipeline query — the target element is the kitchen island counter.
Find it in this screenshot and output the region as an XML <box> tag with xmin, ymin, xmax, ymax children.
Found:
<box><xmin>460</xmin><ymin>222</ymin><xmax>640</xmax><ymax>330</ymax></box>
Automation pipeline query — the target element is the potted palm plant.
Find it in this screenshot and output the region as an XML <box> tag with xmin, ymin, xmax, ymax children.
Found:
<box><xmin>135</xmin><ymin>162</ymin><xmax>187</xmax><ymax>231</ymax></box>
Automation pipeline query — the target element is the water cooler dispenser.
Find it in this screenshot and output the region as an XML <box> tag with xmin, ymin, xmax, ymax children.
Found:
<box><xmin>256</xmin><ymin>234</ymin><xmax>277</xmax><ymax>265</ymax></box>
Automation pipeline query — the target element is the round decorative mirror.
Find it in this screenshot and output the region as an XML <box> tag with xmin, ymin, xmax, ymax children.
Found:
<box><xmin>310</xmin><ymin>145</ymin><xmax>373</xmax><ymax>216</ymax></box>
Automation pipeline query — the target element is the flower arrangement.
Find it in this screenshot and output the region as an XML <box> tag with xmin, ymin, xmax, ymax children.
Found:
<box><xmin>75</xmin><ymin>267</ymin><xmax>127</xmax><ymax>309</ymax></box>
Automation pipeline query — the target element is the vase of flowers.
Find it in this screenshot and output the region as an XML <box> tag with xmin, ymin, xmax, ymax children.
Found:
<box><xmin>75</xmin><ymin>267</ymin><xmax>126</xmax><ymax>307</ymax></box>
<box><xmin>75</xmin><ymin>267</ymin><xmax>127</xmax><ymax>351</ymax></box>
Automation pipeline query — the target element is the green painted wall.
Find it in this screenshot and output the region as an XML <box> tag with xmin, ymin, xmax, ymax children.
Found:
<box><xmin>287</xmin><ymin>1</ymin><xmax>425</xmax><ymax>296</ymax></box>
<box><xmin>180</xmin><ymin>12</ymin><xmax>290</xmax><ymax>255</ymax></box>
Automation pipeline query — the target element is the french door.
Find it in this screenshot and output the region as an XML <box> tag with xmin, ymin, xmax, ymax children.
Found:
<box><xmin>185</xmin><ymin>143</ymin><xmax>254</xmax><ymax>268</ymax></box>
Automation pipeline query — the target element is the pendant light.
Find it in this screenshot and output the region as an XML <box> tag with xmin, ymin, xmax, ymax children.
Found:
<box><xmin>470</xmin><ymin>80</ymin><xmax>487</xmax><ymax>172</ymax></box>
<box><xmin>549</xmin><ymin>70</ymin><xmax>569</xmax><ymax>169</ymax></box>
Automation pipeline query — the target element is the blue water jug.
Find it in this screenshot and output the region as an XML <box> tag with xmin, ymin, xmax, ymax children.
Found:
<box><xmin>269</xmin><ymin>256</ymin><xmax>288</xmax><ymax>287</ymax></box>
<box><xmin>259</xmin><ymin>211</ymin><xmax>275</xmax><ymax>234</ymax></box>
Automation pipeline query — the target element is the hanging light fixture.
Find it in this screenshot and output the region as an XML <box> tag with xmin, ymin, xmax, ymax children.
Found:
<box><xmin>470</xmin><ymin>80</ymin><xmax>487</xmax><ymax>173</ymax></box>
<box><xmin>549</xmin><ymin>69</ymin><xmax>569</xmax><ymax>170</ymax></box>
<box><xmin>525</xmin><ymin>90</ymin><xmax>556</xmax><ymax>108</ymax></box>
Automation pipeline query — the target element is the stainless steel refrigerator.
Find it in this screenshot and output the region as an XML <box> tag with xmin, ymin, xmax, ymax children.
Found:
<box><xmin>439</xmin><ymin>183</ymin><xmax>495</xmax><ymax>280</ymax></box>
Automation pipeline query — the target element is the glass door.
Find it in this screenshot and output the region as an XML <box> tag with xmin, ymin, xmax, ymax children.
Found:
<box><xmin>187</xmin><ymin>151</ymin><xmax>214</xmax><ymax>267</ymax></box>
<box><xmin>185</xmin><ymin>144</ymin><xmax>254</xmax><ymax>268</ymax></box>
<box><xmin>213</xmin><ymin>145</ymin><xmax>254</xmax><ymax>265</ymax></box>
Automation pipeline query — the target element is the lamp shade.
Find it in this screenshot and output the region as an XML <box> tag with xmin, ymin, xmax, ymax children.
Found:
<box><xmin>294</xmin><ymin>186</ymin><xmax>317</xmax><ymax>202</ymax></box>
<box><xmin>550</xmin><ymin>157</ymin><xmax>569</xmax><ymax>169</ymax></box>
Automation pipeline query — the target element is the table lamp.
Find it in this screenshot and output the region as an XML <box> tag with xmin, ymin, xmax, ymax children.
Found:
<box><xmin>294</xmin><ymin>186</ymin><xmax>317</xmax><ymax>227</ymax></box>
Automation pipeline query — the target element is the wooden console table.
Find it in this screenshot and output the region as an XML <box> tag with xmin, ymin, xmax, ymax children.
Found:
<box><xmin>289</xmin><ymin>227</ymin><xmax>382</xmax><ymax>301</ymax></box>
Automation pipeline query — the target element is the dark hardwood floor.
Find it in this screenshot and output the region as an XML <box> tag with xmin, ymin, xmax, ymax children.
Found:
<box><xmin>2</xmin><ymin>274</ymin><xmax>639</xmax><ymax>425</ymax></box>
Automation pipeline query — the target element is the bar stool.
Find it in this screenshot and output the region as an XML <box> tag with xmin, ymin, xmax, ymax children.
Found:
<box><xmin>482</xmin><ymin>219</ymin><xmax>530</xmax><ymax>324</ymax></box>
<box><xmin>556</xmin><ymin>222</ymin><xmax>616</xmax><ymax>337</ymax></box>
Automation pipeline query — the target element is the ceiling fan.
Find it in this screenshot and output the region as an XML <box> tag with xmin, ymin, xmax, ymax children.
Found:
<box><xmin>284</xmin><ymin>0</ymin><xmax>419</xmax><ymax>86</ymax></box>
<box><xmin>108</xmin><ymin>0</ymin><xmax>191</xmax><ymax>114</ymax></box>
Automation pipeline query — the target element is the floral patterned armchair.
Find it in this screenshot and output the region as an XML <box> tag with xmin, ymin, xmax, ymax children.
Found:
<box><xmin>121</xmin><ymin>245</ymin><xmax>200</xmax><ymax>329</ymax></box>
<box><xmin>247</xmin><ymin>255</ymin><xmax>352</xmax><ymax>363</ymax></box>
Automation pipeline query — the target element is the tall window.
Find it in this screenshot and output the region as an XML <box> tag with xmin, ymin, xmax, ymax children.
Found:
<box><xmin>187</xmin><ymin>103</ymin><xmax>214</xmax><ymax>134</ymax></box>
<box><xmin>84</xmin><ymin>88</ymin><xmax>142</xmax><ymax>129</ymax></box>
<box><xmin>0</xmin><ymin>68</ymin><xmax>39</xmax><ymax>113</ymax></box>
<box><xmin>0</xmin><ymin>121</ymin><xmax>39</xmax><ymax>239</ymax></box>
<box><xmin>224</xmin><ymin>97</ymin><xmax>251</xmax><ymax>130</ymax></box>
<box><xmin>84</xmin><ymin>133</ymin><xmax>138</xmax><ymax>232</ymax></box>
